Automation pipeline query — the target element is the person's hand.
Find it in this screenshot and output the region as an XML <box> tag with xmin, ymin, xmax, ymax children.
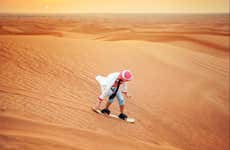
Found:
<box><xmin>93</xmin><ymin>97</ymin><xmax>103</xmax><ymax>110</ymax></box>
<box><xmin>92</xmin><ymin>106</ymin><xmax>99</xmax><ymax>111</ymax></box>
<box><xmin>126</xmin><ymin>95</ymin><xmax>132</xmax><ymax>99</ymax></box>
<box><xmin>123</xmin><ymin>92</ymin><xmax>132</xmax><ymax>99</ymax></box>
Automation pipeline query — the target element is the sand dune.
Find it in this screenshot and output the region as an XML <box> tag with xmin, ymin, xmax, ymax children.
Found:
<box><xmin>0</xmin><ymin>14</ymin><xmax>229</xmax><ymax>150</ymax></box>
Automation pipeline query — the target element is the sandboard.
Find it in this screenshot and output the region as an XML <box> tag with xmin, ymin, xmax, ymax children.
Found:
<box><xmin>92</xmin><ymin>108</ymin><xmax>135</xmax><ymax>123</ymax></box>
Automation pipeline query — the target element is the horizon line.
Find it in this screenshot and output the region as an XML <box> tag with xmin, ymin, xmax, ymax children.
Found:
<box><xmin>0</xmin><ymin>12</ymin><xmax>229</xmax><ymax>15</ymax></box>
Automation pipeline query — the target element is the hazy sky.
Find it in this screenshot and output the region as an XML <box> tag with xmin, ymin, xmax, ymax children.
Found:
<box><xmin>0</xmin><ymin>0</ymin><xmax>229</xmax><ymax>13</ymax></box>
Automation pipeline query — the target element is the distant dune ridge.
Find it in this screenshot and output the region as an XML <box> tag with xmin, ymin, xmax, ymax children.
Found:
<box><xmin>0</xmin><ymin>14</ymin><xmax>229</xmax><ymax>150</ymax></box>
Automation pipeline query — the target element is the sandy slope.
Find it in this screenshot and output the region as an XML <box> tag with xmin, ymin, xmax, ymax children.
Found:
<box><xmin>0</xmin><ymin>14</ymin><xmax>229</xmax><ymax>150</ymax></box>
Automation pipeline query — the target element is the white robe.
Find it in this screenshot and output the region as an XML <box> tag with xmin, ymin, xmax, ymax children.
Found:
<box><xmin>96</xmin><ymin>72</ymin><xmax>128</xmax><ymax>100</ymax></box>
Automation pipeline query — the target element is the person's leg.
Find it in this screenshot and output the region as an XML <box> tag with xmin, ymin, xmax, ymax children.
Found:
<box><xmin>119</xmin><ymin>105</ymin><xmax>124</xmax><ymax>114</ymax></box>
<box><xmin>101</xmin><ymin>93</ymin><xmax>114</xmax><ymax>114</ymax></box>
<box><xmin>116</xmin><ymin>90</ymin><xmax>128</xmax><ymax>120</ymax></box>
<box><xmin>105</xmin><ymin>101</ymin><xmax>112</xmax><ymax>109</ymax></box>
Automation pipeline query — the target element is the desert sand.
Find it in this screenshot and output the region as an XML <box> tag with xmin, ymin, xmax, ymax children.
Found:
<box><xmin>0</xmin><ymin>14</ymin><xmax>229</xmax><ymax>150</ymax></box>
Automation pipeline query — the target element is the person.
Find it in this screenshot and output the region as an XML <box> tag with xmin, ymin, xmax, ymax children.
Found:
<box><xmin>93</xmin><ymin>70</ymin><xmax>133</xmax><ymax>120</ymax></box>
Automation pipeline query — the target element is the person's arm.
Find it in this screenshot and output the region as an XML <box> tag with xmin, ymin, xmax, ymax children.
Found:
<box><xmin>93</xmin><ymin>96</ymin><xmax>103</xmax><ymax>110</ymax></box>
<box><xmin>121</xmin><ymin>83</ymin><xmax>132</xmax><ymax>98</ymax></box>
<box><xmin>94</xmin><ymin>77</ymin><xmax>115</xmax><ymax>110</ymax></box>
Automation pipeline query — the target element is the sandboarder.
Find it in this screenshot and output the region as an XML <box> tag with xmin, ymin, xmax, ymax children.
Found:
<box><xmin>93</xmin><ymin>70</ymin><xmax>133</xmax><ymax>120</ymax></box>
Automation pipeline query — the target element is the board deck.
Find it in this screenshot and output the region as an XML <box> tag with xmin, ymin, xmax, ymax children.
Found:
<box><xmin>92</xmin><ymin>108</ymin><xmax>135</xmax><ymax>123</ymax></box>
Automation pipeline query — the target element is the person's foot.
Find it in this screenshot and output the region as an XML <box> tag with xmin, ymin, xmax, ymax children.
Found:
<box><xmin>101</xmin><ymin>108</ymin><xmax>111</xmax><ymax>115</ymax></box>
<box><xmin>118</xmin><ymin>113</ymin><xmax>128</xmax><ymax>120</ymax></box>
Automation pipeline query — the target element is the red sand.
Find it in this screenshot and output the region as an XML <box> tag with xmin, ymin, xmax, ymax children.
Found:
<box><xmin>0</xmin><ymin>14</ymin><xmax>229</xmax><ymax>150</ymax></box>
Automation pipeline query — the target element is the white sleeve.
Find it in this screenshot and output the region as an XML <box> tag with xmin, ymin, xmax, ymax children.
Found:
<box><xmin>121</xmin><ymin>82</ymin><xmax>128</xmax><ymax>93</ymax></box>
<box><xmin>99</xmin><ymin>78</ymin><xmax>115</xmax><ymax>99</ymax></box>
